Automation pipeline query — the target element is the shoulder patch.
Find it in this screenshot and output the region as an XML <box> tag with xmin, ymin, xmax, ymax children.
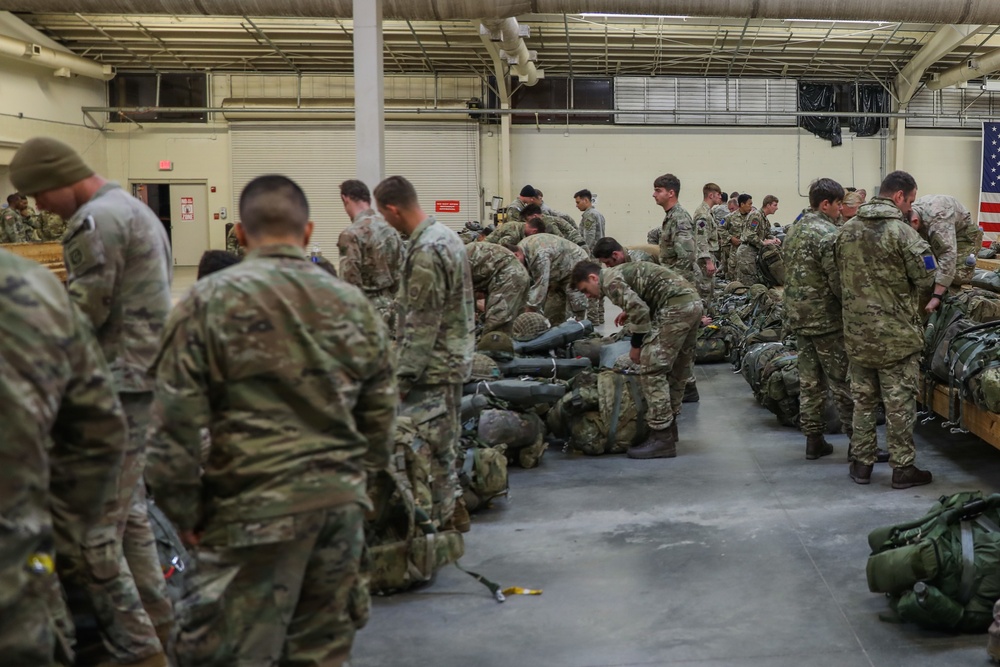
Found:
<box><xmin>923</xmin><ymin>255</ymin><xmax>937</xmax><ymax>270</ymax></box>
<box><xmin>750</xmin><ymin>220</ymin><xmax>758</xmax><ymax>228</ymax></box>
<box><xmin>64</xmin><ymin>217</ymin><xmax>106</xmax><ymax>277</ymax></box>
<box><xmin>698</xmin><ymin>220</ymin><xmax>706</xmax><ymax>228</ymax></box>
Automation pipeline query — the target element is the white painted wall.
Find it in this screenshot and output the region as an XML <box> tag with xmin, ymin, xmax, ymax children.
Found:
<box><xmin>104</xmin><ymin>123</ymin><xmax>232</xmax><ymax>250</ymax></box>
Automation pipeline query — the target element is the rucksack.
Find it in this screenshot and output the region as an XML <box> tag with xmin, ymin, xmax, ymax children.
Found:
<box><xmin>549</xmin><ymin>368</ymin><xmax>649</xmax><ymax>455</ymax></box>
<box><xmin>696</xmin><ymin>324</ymin><xmax>729</xmax><ymax>363</ymax></box>
<box><xmin>457</xmin><ymin>437</ymin><xmax>509</xmax><ymax>513</ymax></box>
<box><xmin>972</xmin><ymin>269</ymin><xmax>1000</xmax><ymax>294</ymax></box>
<box><xmin>476</xmin><ymin>408</ymin><xmax>548</xmax><ymax>468</ymax></box>
<box><xmin>756</xmin><ymin>244</ymin><xmax>785</xmax><ymax>287</ymax></box>
<box><xmin>741</xmin><ymin>342</ymin><xmax>800</xmax><ymax>426</ymax></box>
<box><xmin>866</xmin><ymin>491</ymin><xmax>1000</xmax><ymax>632</ymax></box>
<box><xmin>953</xmin><ymin>287</ymin><xmax>1000</xmax><ymax>323</ymax></box>
<box><xmin>941</xmin><ymin>320</ymin><xmax>1000</xmax><ymax>421</ymax></box>
<box><xmin>147</xmin><ymin>498</ymin><xmax>190</xmax><ymax>604</ymax></box>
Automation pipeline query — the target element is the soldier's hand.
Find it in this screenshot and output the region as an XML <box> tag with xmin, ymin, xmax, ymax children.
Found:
<box><xmin>925</xmin><ymin>296</ymin><xmax>942</xmax><ymax>313</ymax></box>
<box><xmin>701</xmin><ymin>315</ymin><xmax>713</xmax><ymax>327</ymax></box>
<box><xmin>629</xmin><ymin>347</ymin><xmax>641</xmax><ymax>365</ymax></box>
<box><xmin>615</xmin><ymin>312</ymin><xmax>628</xmax><ymax>327</ymax></box>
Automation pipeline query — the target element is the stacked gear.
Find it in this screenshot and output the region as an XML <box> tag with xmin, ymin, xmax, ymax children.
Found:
<box><xmin>478</xmin><ymin>331</ymin><xmax>515</xmax><ymax>362</ymax></box>
<box><xmin>755</xmin><ymin>244</ymin><xmax>786</xmax><ymax>287</ymax></box>
<box><xmin>866</xmin><ymin>491</ymin><xmax>1000</xmax><ymax>633</ymax></box>
<box><xmin>470</xmin><ymin>353</ymin><xmax>502</xmax><ymax>382</ymax></box>
<box><xmin>740</xmin><ymin>341</ymin><xmax>801</xmax><ymax>427</ymax></box>
<box><xmin>477</xmin><ymin>408</ymin><xmax>548</xmax><ymax>468</ymax></box>
<box><xmin>458</xmin><ymin>393</ymin><xmax>508</xmax><ymax>514</ymax></box>
<box><xmin>512</xmin><ymin>312</ymin><xmax>551</xmax><ymax>342</ymax></box>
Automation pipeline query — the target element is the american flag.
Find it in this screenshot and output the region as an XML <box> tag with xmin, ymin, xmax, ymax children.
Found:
<box><xmin>981</xmin><ymin>121</ymin><xmax>1000</xmax><ymax>246</ymax></box>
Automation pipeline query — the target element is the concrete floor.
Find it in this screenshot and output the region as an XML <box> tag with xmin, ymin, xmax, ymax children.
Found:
<box><xmin>352</xmin><ymin>361</ymin><xmax>1000</xmax><ymax>667</ymax></box>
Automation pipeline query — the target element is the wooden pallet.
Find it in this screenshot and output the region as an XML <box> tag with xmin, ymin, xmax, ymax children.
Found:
<box><xmin>978</xmin><ymin>257</ymin><xmax>1000</xmax><ymax>272</ymax></box>
<box><xmin>921</xmin><ymin>379</ymin><xmax>1000</xmax><ymax>451</ymax></box>
<box><xmin>1</xmin><ymin>242</ymin><xmax>66</xmax><ymax>282</ymax></box>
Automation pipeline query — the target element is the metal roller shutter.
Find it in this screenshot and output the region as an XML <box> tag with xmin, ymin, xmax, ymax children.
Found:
<box><xmin>230</xmin><ymin>122</ymin><xmax>480</xmax><ymax>260</ymax></box>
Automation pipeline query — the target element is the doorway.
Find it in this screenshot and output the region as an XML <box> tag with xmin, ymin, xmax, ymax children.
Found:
<box><xmin>132</xmin><ymin>182</ymin><xmax>209</xmax><ymax>266</ymax></box>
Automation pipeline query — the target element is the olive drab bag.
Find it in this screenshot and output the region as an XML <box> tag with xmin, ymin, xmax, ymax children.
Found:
<box><xmin>866</xmin><ymin>492</ymin><xmax>1000</xmax><ymax>632</ymax></box>
<box><xmin>147</xmin><ymin>498</ymin><xmax>190</xmax><ymax>603</ymax></box>
<box><xmin>695</xmin><ymin>324</ymin><xmax>729</xmax><ymax>364</ymax></box>
<box><xmin>477</xmin><ymin>408</ymin><xmax>548</xmax><ymax>468</ymax></box>
<box><xmin>972</xmin><ymin>269</ymin><xmax>1000</xmax><ymax>294</ymax></box>
<box><xmin>940</xmin><ymin>320</ymin><xmax>1000</xmax><ymax>420</ymax></box>
<box><xmin>755</xmin><ymin>244</ymin><xmax>785</xmax><ymax>287</ymax></box>
<box><xmin>458</xmin><ymin>438</ymin><xmax>509</xmax><ymax>513</ymax></box>
<box><xmin>365</xmin><ymin>416</ymin><xmax>464</xmax><ymax>594</ymax></box>
<box><xmin>740</xmin><ymin>341</ymin><xmax>800</xmax><ymax>426</ymax></box>
<box><xmin>547</xmin><ymin>368</ymin><xmax>648</xmax><ymax>456</ymax></box>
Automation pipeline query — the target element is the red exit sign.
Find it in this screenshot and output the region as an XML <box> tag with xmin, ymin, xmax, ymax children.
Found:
<box><xmin>435</xmin><ymin>200</ymin><xmax>460</xmax><ymax>213</ymax></box>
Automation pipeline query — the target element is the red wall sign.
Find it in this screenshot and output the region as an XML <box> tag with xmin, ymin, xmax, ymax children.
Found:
<box><xmin>435</xmin><ymin>200</ymin><xmax>461</xmax><ymax>213</ymax></box>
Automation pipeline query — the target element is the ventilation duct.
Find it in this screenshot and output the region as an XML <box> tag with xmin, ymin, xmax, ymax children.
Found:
<box><xmin>479</xmin><ymin>18</ymin><xmax>541</xmax><ymax>86</ymax></box>
<box><xmin>220</xmin><ymin>97</ymin><xmax>474</xmax><ymax>120</ymax></box>
<box><xmin>7</xmin><ymin>1</ymin><xmax>1000</xmax><ymax>23</ymax></box>
<box><xmin>927</xmin><ymin>48</ymin><xmax>1000</xmax><ymax>90</ymax></box>
<box><xmin>0</xmin><ymin>33</ymin><xmax>114</xmax><ymax>80</ymax></box>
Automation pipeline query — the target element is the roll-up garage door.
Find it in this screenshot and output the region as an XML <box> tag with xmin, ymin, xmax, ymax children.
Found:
<box><xmin>230</xmin><ymin>122</ymin><xmax>480</xmax><ymax>260</ymax></box>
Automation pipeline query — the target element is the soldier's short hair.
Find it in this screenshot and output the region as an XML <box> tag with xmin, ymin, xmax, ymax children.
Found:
<box><xmin>762</xmin><ymin>194</ymin><xmax>779</xmax><ymax>208</ymax></box>
<box><xmin>373</xmin><ymin>175</ymin><xmax>419</xmax><ymax>209</ymax></box>
<box><xmin>730</xmin><ymin>191</ymin><xmax>740</xmax><ymax>200</ymax></box>
<box><xmin>197</xmin><ymin>250</ymin><xmax>241</xmax><ymax>280</ymax></box>
<box><xmin>6</xmin><ymin>193</ymin><xmax>22</xmax><ymax>205</ymax></box>
<box><xmin>239</xmin><ymin>174</ymin><xmax>310</xmax><ymax>239</ymax></box>
<box><xmin>525</xmin><ymin>217</ymin><xmax>546</xmax><ymax>234</ymax></box>
<box><xmin>842</xmin><ymin>191</ymin><xmax>864</xmax><ymax>207</ymax></box>
<box><xmin>879</xmin><ymin>171</ymin><xmax>917</xmax><ymax>198</ymax></box>
<box><xmin>592</xmin><ymin>237</ymin><xmax>624</xmax><ymax>259</ymax></box>
<box><xmin>738</xmin><ymin>193</ymin><xmax>753</xmax><ymax>206</ymax></box>
<box><xmin>809</xmin><ymin>178</ymin><xmax>845</xmax><ymax>209</ymax></box>
<box><xmin>845</xmin><ymin>186</ymin><xmax>858</xmax><ymax>193</ymax></box>
<box><xmin>574</xmin><ymin>188</ymin><xmax>593</xmax><ymax>200</ymax></box>
<box><xmin>521</xmin><ymin>203</ymin><xmax>542</xmax><ymax>218</ymax></box>
<box><xmin>571</xmin><ymin>260</ymin><xmax>603</xmax><ymax>286</ymax></box>
<box><xmin>533</xmin><ymin>188</ymin><xmax>544</xmax><ymax>198</ymax></box>
<box><xmin>339</xmin><ymin>179</ymin><xmax>371</xmax><ymax>203</ymax></box>
<box><xmin>653</xmin><ymin>173</ymin><xmax>681</xmax><ymax>195</ymax></box>
<box><xmin>703</xmin><ymin>183</ymin><xmax>722</xmax><ymax>198</ymax></box>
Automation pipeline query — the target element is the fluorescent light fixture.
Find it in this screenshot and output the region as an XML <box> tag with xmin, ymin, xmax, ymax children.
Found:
<box><xmin>579</xmin><ymin>13</ymin><xmax>689</xmax><ymax>19</ymax></box>
<box><xmin>983</xmin><ymin>80</ymin><xmax>1000</xmax><ymax>92</ymax></box>
<box><xmin>782</xmin><ymin>18</ymin><xmax>892</xmax><ymax>24</ymax></box>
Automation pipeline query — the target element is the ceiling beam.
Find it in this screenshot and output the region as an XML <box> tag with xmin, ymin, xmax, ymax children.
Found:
<box><xmin>896</xmin><ymin>24</ymin><xmax>983</xmax><ymax>103</ymax></box>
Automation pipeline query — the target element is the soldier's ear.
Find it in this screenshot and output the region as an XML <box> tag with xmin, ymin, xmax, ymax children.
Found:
<box><xmin>235</xmin><ymin>222</ymin><xmax>247</xmax><ymax>248</ymax></box>
<box><xmin>302</xmin><ymin>220</ymin><xmax>315</xmax><ymax>246</ymax></box>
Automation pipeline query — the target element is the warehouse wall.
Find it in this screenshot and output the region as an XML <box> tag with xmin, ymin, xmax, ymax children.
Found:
<box><xmin>104</xmin><ymin>123</ymin><xmax>232</xmax><ymax>250</ymax></box>
<box><xmin>906</xmin><ymin>128</ymin><xmax>981</xmax><ymax>217</ymax></box>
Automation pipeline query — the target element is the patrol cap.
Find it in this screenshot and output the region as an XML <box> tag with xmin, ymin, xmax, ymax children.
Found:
<box><xmin>10</xmin><ymin>137</ymin><xmax>95</xmax><ymax>195</ymax></box>
<box><xmin>520</xmin><ymin>184</ymin><xmax>536</xmax><ymax>198</ymax></box>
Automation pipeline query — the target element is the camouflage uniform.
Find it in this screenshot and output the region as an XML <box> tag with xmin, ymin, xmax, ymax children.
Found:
<box><xmin>710</xmin><ymin>204</ymin><xmax>730</xmax><ymax>276</ymax></box>
<box><xmin>0</xmin><ymin>206</ymin><xmax>33</xmax><ymax>243</ymax></box>
<box><xmin>225</xmin><ymin>224</ymin><xmax>244</xmax><ymax>257</ymax></box>
<box><xmin>783</xmin><ymin>208</ymin><xmax>854</xmax><ymax>437</ymax></box>
<box><xmin>912</xmin><ymin>194</ymin><xmax>981</xmax><ymax>290</ymax></box>
<box><xmin>730</xmin><ymin>209</ymin><xmax>771</xmax><ymax>285</ymax></box>
<box><xmin>543</xmin><ymin>214</ymin><xmax>585</xmax><ymax>247</ymax></box>
<box><xmin>627</xmin><ymin>248</ymin><xmax>656</xmax><ymax>263</ymax></box>
<box><xmin>148</xmin><ymin>244</ymin><xmax>396</xmax><ymax>667</ymax></box>
<box><xmin>657</xmin><ymin>202</ymin><xmax>700</xmax><ymax>284</ymax></box>
<box><xmin>337</xmin><ymin>207</ymin><xmax>404</xmax><ymax>330</ymax></box>
<box><xmin>505</xmin><ymin>198</ymin><xmax>529</xmax><ymax>222</ymax></box>
<box><xmin>19</xmin><ymin>205</ymin><xmax>44</xmax><ymax>241</ymax></box>
<box><xmin>396</xmin><ymin>216</ymin><xmax>475</xmax><ymax>528</ymax></box>
<box><xmin>0</xmin><ymin>249</ymin><xmax>127</xmax><ymax>667</ymax></box>
<box><xmin>62</xmin><ymin>181</ymin><xmax>174</xmax><ymax>662</ymax></box>
<box><xmin>579</xmin><ymin>206</ymin><xmax>607</xmax><ymax>324</ymax></box>
<box><xmin>541</xmin><ymin>203</ymin><xmax>577</xmax><ymax>225</ymax></box>
<box><xmin>484</xmin><ymin>221</ymin><xmax>526</xmax><ymax>246</ymax></box>
<box><xmin>836</xmin><ymin>198</ymin><xmax>937</xmax><ymax>468</ymax></box>
<box><xmin>646</xmin><ymin>226</ymin><xmax>661</xmax><ymax>245</ymax></box>
<box><xmin>518</xmin><ymin>233</ymin><xmax>590</xmax><ymax>323</ymax></box>
<box><xmin>466</xmin><ymin>241</ymin><xmax>530</xmax><ymax>336</ymax></box>
<box><xmin>691</xmin><ymin>201</ymin><xmax>718</xmax><ymax>301</ymax></box>
<box><xmin>38</xmin><ymin>211</ymin><xmax>67</xmax><ymax>242</ymax></box>
<box><xmin>600</xmin><ymin>262</ymin><xmax>702</xmax><ymax>429</ymax></box>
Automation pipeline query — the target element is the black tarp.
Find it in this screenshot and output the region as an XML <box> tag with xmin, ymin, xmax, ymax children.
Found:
<box><xmin>849</xmin><ymin>84</ymin><xmax>890</xmax><ymax>137</ymax></box>
<box><xmin>799</xmin><ymin>82</ymin><xmax>842</xmax><ymax>146</ymax></box>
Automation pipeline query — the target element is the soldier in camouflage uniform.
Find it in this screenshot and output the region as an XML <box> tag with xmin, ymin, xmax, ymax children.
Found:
<box><xmin>11</xmin><ymin>137</ymin><xmax>174</xmax><ymax>666</ymax></box>
<box><xmin>593</xmin><ymin>236</ymin><xmax>655</xmax><ymax>267</ymax></box>
<box><xmin>732</xmin><ymin>195</ymin><xmax>780</xmax><ymax>285</ymax></box>
<box><xmin>225</xmin><ymin>223</ymin><xmax>244</xmax><ymax>257</ymax></box>
<box><xmin>721</xmin><ymin>197</ymin><xmax>753</xmax><ymax>280</ymax></box>
<box><xmin>376</xmin><ymin>175</ymin><xmax>475</xmax><ymax>531</ymax></box>
<box><xmin>147</xmin><ymin>175</ymin><xmax>395</xmax><ymax>667</ymax></box>
<box><xmin>337</xmin><ymin>179</ymin><xmax>404</xmax><ymax>330</ymax></box>
<box><xmin>836</xmin><ymin>171</ymin><xmax>936</xmax><ymax>488</ymax></box>
<box><xmin>573</xmin><ymin>260</ymin><xmax>702</xmax><ymax>459</ymax></box>
<box><xmin>691</xmin><ymin>183</ymin><xmax>722</xmax><ymax>301</ymax></box>
<box><xmin>465</xmin><ymin>241</ymin><xmax>530</xmax><ymax>336</ymax></box>
<box><xmin>1</xmin><ymin>193</ymin><xmax>36</xmax><ymax>243</ymax></box>
<box><xmin>0</xmin><ymin>247</ymin><xmax>128</xmax><ymax>667</ymax></box>
<box><xmin>533</xmin><ymin>188</ymin><xmax>578</xmax><ymax>227</ymax></box>
<box><xmin>521</xmin><ymin>204</ymin><xmax>585</xmax><ymax>246</ymax></box>
<box><xmin>575</xmin><ymin>188</ymin><xmax>607</xmax><ymax>325</ymax></box>
<box><xmin>505</xmin><ymin>184</ymin><xmax>537</xmax><ymax>222</ymax></box>
<box><xmin>484</xmin><ymin>218</ymin><xmax>526</xmax><ymax>246</ymax></box>
<box><xmin>783</xmin><ymin>178</ymin><xmax>854</xmax><ymax>461</ymax></box>
<box><xmin>710</xmin><ymin>203</ymin><xmax>730</xmax><ymax>276</ymax></box>
<box><xmin>38</xmin><ymin>210</ymin><xmax>67</xmax><ymax>241</ymax></box>
<box><xmin>513</xmin><ymin>232</ymin><xmax>590</xmax><ymax>323</ymax></box>
<box><xmin>912</xmin><ymin>194</ymin><xmax>982</xmax><ymax>309</ymax></box>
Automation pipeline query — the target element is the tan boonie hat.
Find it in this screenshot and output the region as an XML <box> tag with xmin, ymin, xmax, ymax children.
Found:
<box><xmin>9</xmin><ymin>137</ymin><xmax>95</xmax><ymax>195</ymax></box>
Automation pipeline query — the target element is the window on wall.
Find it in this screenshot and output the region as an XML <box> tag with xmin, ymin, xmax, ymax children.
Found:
<box><xmin>510</xmin><ymin>78</ymin><xmax>613</xmax><ymax>124</ymax></box>
<box><xmin>107</xmin><ymin>73</ymin><xmax>207</xmax><ymax>123</ymax></box>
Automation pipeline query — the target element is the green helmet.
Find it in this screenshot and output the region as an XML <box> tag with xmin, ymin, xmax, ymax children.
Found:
<box><xmin>512</xmin><ymin>312</ymin><xmax>551</xmax><ymax>342</ymax></box>
<box><xmin>469</xmin><ymin>353</ymin><xmax>501</xmax><ymax>381</ymax></box>
<box><xmin>723</xmin><ymin>280</ymin><xmax>747</xmax><ymax>295</ymax></box>
<box><xmin>477</xmin><ymin>331</ymin><xmax>515</xmax><ymax>361</ymax></box>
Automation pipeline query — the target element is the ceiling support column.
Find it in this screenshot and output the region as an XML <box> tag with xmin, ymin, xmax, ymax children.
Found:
<box><xmin>353</xmin><ymin>0</ymin><xmax>384</xmax><ymax>189</ymax></box>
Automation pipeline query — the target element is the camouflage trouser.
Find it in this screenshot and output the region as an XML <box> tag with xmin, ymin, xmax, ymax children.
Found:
<box><xmin>0</xmin><ymin>561</ymin><xmax>60</xmax><ymax>667</ymax></box>
<box><xmin>482</xmin><ymin>270</ymin><xmax>529</xmax><ymax>335</ymax></box>
<box><xmin>542</xmin><ymin>282</ymin><xmax>588</xmax><ymax>324</ymax></box>
<box><xmin>403</xmin><ymin>384</ymin><xmax>462</xmax><ymax>528</ymax></box>
<box><xmin>732</xmin><ymin>244</ymin><xmax>760</xmax><ymax>286</ymax></box>
<box><xmin>796</xmin><ymin>330</ymin><xmax>854</xmax><ymax>436</ymax></box>
<box><xmin>586</xmin><ymin>294</ymin><xmax>605</xmax><ymax>326</ymax></box>
<box><xmin>640</xmin><ymin>300</ymin><xmax>703</xmax><ymax>429</ymax></box>
<box><xmin>176</xmin><ymin>505</ymin><xmax>366</xmax><ymax>667</ymax></box>
<box><xmin>849</xmin><ymin>353</ymin><xmax>919</xmax><ymax>468</ymax></box>
<box><xmin>695</xmin><ymin>258</ymin><xmax>715</xmax><ymax>303</ymax></box>
<box><xmin>369</xmin><ymin>290</ymin><xmax>397</xmax><ymax>338</ymax></box>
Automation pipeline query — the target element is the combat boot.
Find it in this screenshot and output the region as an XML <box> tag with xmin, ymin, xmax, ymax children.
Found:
<box><xmin>805</xmin><ymin>434</ymin><xmax>833</xmax><ymax>460</ymax></box>
<box><xmin>891</xmin><ymin>465</ymin><xmax>933</xmax><ymax>489</ymax></box>
<box><xmin>849</xmin><ymin>461</ymin><xmax>873</xmax><ymax>485</ymax></box>
<box><xmin>627</xmin><ymin>428</ymin><xmax>677</xmax><ymax>459</ymax></box>
<box><xmin>682</xmin><ymin>382</ymin><xmax>699</xmax><ymax>403</ymax></box>
<box><xmin>669</xmin><ymin>419</ymin><xmax>678</xmax><ymax>443</ymax></box>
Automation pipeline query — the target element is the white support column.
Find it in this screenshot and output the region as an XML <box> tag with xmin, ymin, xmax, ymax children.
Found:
<box><xmin>893</xmin><ymin>117</ymin><xmax>907</xmax><ymax>172</ymax></box>
<box><xmin>353</xmin><ymin>0</ymin><xmax>384</xmax><ymax>189</ymax></box>
<box><xmin>479</xmin><ymin>26</ymin><xmax>512</xmax><ymax>204</ymax></box>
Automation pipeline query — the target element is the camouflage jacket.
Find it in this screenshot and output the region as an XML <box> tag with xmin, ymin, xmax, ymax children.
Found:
<box><xmin>63</xmin><ymin>183</ymin><xmax>173</xmax><ymax>393</ymax></box>
<box><xmin>506</xmin><ymin>198</ymin><xmax>529</xmax><ymax>222</ymax></box>
<box><xmin>0</xmin><ymin>207</ymin><xmax>33</xmax><ymax>243</ymax></box>
<box><xmin>484</xmin><ymin>221</ymin><xmax>526</xmax><ymax>246</ymax></box>
<box><xmin>39</xmin><ymin>211</ymin><xmax>67</xmax><ymax>242</ymax></box>
<box><xmin>724</xmin><ymin>209</ymin><xmax>765</xmax><ymax>248</ymax></box>
<box><xmin>600</xmin><ymin>262</ymin><xmax>698</xmax><ymax>335</ymax></box>
<box><xmin>518</xmin><ymin>233</ymin><xmax>589</xmax><ymax>313</ymax></box>
<box><xmin>912</xmin><ymin>194</ymin><xmax>980</xmax><ymax>288</ymax></box>
<box><xmin>692</xmin><ymin>201</ymin><xmax>719</xmax><ymax>256</ymax></box>
<box><xmin>739</xmin><ymin>210</ymin><xmax>772</xmax><ymax>249</ymax></box>
<box><xmin>465</xmin><ymin>241</ymin><xmax>529</xmax><ymax>294</ymax></box>
<box><xmin>627</xmin><ymin>248</ymin><xmax>656</xmax><ymax>263</ymax></box>
<box><xmin>835</xmin><ymin>198</ymin><xmax>937</xmax><ymax>367</ymax></box>
<box><xmin>541</xmin><ymin>203</ymin><xmax>577</xmax><ymax>226</ymax></box>
<box><xmin>783</xmin><ymin>208</ymin><xmax>842</xmax><ymax>337</ymax></box>
<box><xmin>225</xmin><ymin>225</ymin><xmax>244</xmax><ymax>257</ymax></box>
<box><xmin>543</xmin><ymin>214</ymin><xmax>585</xmax><ymax>246</ymax></box>
<box><xmin>0</xmin><ymin>249</ymin><xmax>127</xmax><ymax>567</ymax></box>
<box><xmin>580</xmin><ymin>207</ymin><xmax>606</xmax><ymax>253</ymax></box>
<box><xmin>646</xmin><ymin>226</ymin><xmax>661</xmax><ymax>245</ymax></box>
<box><xmin>658</xmin><ymin>202</ymin><xmax>698</xmax><ymax>274</ymax></box>
<box><xmin>396</xmin><ymin>216</ymin><xmax>475</xmax><ymax>392</ymax></box>
<box><xmin>147</xmin><ymin>244</ymin><xmax>396</xmax><ymax>533</ymax></box>
<box><xmin>337</xmin><ymin>207</ymin><xmax>404</xmax><ymax>296</ymax></box>
<box><xmin>710</xmin><ymin>204</ymin><xmax>730</xmax><ymax>226</ymax></box>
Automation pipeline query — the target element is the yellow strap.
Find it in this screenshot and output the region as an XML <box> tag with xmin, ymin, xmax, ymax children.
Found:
<box><xmin>502</xmin><ymin>586</ymin><xmax>543</xmax><ymax>596</ymax></box>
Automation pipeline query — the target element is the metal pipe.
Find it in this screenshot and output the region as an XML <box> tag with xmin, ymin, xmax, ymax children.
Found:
<box><xmin>480</xmin><ymin>18</ymin><xmax>541</xmax><ymax>86</ymax></box>
<box><xmin>0</xmin><ymin>32</ymin><xmax>114</xmax><ymax>80</ymax></box>
<box><xmin>8</xmin><ymin>1</ymin><xmax>1000</xmax><ymax>23</ymax></box>
<box><xmin>927</xmin><ymin>47</ymin><xmax>1000</xmax><ymax>89</ymax></box>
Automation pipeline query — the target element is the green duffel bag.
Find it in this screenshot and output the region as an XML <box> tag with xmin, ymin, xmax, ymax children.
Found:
<box><xmin>756</xmin><ymin>244</ymin><xmax>785</xmax><ymax>287</ymax></box>
<box><xmin>972</xmin><ymin>269</ymin><xmax>1000</xmax><ymax>294</ymax></box>
<box><xmin>740</xmin><ymin>341</ymin><xmax>787</xmax><ymax>398</ymax></box>
<box><xmin>761</xmin><ymin>351</ymin><xmax>800</xmax><ymax>427</ymax></box>
<box><xmin>696</xmin><ymin>324</ymin><xmax>728</xmax><ymax>364</ymax></box>
<box><xmin>943</xmin><ymin>320</ymin><xmax>1000</xmax><ymax>420</ymax></box>
<box><xmin>458</xmin><ymin>440</ymin><xmax>509</xmax><ymax>513</ymax></box>
<box><xmin>953</xmin><ymin>287</ymin><xmax>1000</xmax><ymax>323</ymax></box>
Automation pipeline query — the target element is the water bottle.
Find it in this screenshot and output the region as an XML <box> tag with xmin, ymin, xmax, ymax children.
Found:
<box><xmin>966</xmin><ymin>253</ymin><xmax>977</xmax><ymax>267</ymax></box>
<box><xmin>310</xmin><ymin>244</ymin><xmax>321</xmax><ymax>263</ymax></box>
